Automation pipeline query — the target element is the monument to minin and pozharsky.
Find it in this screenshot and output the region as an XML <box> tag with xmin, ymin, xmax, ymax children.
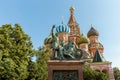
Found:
<box><xmin>44</xmin><ymin>6</ymin><xmax>115</xmax><ymax>80</ymax></box>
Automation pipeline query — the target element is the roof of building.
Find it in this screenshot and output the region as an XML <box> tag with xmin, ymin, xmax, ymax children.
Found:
<box><xmin>87</xmin><ymin>26</ymin><xmax>99</xmax><ymax>37</ymax></box>
<box><xmin>93</xmin><ymin>49</ymin><xmax>104</xmax><ymax>62</ymax></box>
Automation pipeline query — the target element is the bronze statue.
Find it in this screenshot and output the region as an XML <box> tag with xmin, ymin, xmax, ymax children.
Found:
<box><xmin>50</xmin><ymin>25</ymin><xmax>86</xmax><ymax>60</ymax></box>
<box><xmin>50</xmin><ymin>25</ymin><xmax>64</xmax><ymax>60</ymax></box>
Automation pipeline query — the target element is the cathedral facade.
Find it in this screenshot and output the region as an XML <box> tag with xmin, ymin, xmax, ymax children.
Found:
<box><xmin>44</xmin><ymin>6</ymin><xmax>115</xmax><ymax>80</ymax></box>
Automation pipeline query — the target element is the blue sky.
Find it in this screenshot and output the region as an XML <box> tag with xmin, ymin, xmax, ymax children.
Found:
<box><xmin>0</xmin><ymin>0</ymin><xmax>120</xmax><ymax>68</ymax></box>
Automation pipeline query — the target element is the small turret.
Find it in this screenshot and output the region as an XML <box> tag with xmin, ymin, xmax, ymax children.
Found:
<box><xmin>87</xmin><ymin>25</ymin><xmax>104</xmax><ymax>58</ymax></box>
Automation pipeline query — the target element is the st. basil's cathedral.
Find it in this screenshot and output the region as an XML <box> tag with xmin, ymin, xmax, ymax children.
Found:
<box><xmin>44</xmin><ymin>6</ymin><xmax>115</xmax><ymax>80</ymax></box>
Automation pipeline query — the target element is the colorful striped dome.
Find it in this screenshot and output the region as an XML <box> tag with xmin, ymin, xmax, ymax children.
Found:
<box><xmin>56</xmin><ymin>22</ymin><xmax>70</xmax><ymax>34</ymax></box>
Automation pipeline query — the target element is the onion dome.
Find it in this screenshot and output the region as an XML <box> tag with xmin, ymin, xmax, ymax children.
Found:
<box><xmin>44</xmin><ymin>32</ymin><xmax>52</xmax><ymax>45</ymax></box>
<box><xmin>87</xmin><ymin>26</ymin><xmax>99</xmax><ymax>37</ymax></box>
<box><xmin>56</xmin><ymin>21</ymin><xmax>70</xmax><ymax>34</ymax></box>
<box><xmin>77</xmin><ymin>33</ymin><xmax>89</xmax><ymax>45</ymax></box>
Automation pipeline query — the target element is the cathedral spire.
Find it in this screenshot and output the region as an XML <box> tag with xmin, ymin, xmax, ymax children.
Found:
<box><xmin>68</xmin><ymin>6</ymin><xmax>80</xmax><ymax>42</ymax></box>
<box><xmin>68</xmin><ymin>6</ymin><xmax>76</xmax><ymax>25</ymax></box>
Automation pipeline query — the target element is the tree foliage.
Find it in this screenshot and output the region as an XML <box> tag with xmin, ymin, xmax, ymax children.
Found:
<box><xmin>83</xmin><ymin>66</ymin><xmax>109</xmax><ymax>80</ymax></box>
<box><xmin>28</xmin><ymin>46</ymin><xmax>50</xmax><ymax>80</ymax></box>
<box><xmin>0</xmin><ymin>24</ymin><xmax>33</xmax><ymax>80</ymax></box>
<box><xmin>113</xmin><ymin>67</ymin><xmax>120</xmax><ymax>80</ymax></box>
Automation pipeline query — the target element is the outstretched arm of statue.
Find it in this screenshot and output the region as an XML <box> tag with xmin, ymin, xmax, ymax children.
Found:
<box><xmin>51</xmin><ymin>25</ymin><xmax>56</xmax><ymax>38</ymax></box>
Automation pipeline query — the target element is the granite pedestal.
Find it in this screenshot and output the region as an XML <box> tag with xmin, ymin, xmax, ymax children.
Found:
<box><xmin>47</xmin><ymin>60</ymin><xmax>84</xmax><ymax>80</ymax></box>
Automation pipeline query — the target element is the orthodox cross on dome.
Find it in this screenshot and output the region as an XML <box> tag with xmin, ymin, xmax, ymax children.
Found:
<box><xmin>91</xmin><ymin>24</ymin><xmax>93</xmax><ymax>27</ymax></box>
<box><xmin>62</xmin><ymin>16</ymin><xmax>64</xmax><ymax>24</ymax></box>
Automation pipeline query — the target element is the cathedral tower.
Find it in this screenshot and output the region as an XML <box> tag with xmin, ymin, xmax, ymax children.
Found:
<box><xmin>87</xmin><ymin>25</ymin><xmax>104</xmax><ymax>58</ymax></box>
<box><xmin>68</xmin><ymin>6</ymin><xmax>80</xmax><ymax>42</ymax></box>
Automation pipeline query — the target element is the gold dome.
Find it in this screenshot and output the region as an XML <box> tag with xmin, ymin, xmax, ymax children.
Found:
<box><xmin>77</xmin><ymin>33</ymin><xmax>89</xmax><ymax>45</ymax></box>
<box><xmin>70</xmin><ymin>6</ymin><xmax>75</xmax><ymax>13</ymax></box>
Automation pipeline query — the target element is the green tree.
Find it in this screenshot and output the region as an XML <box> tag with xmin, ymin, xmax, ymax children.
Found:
<box><xmin>113</xmin><ymin>67</ymin><xmax>120</xmax><ymax>80</ymax></box>
<box><xmin>0</xmin><ymin>24</ymin><xmax>33</xmax><ymax>80</ymax></box>
<box><xmin>83</xmin><ymin>66</ymin><xmax>109</xmax><ymax>80</ymax></box>
<box><xmin>28</xmin><ymin>46</ymin><xmax>50</xmax><ymax>80</ymax></box>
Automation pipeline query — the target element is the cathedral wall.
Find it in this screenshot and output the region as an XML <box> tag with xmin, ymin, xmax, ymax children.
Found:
<box><xmin>90</xmin><ymin>62</ymin><xmax>115</xmax><ymax>80</ymax></box>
